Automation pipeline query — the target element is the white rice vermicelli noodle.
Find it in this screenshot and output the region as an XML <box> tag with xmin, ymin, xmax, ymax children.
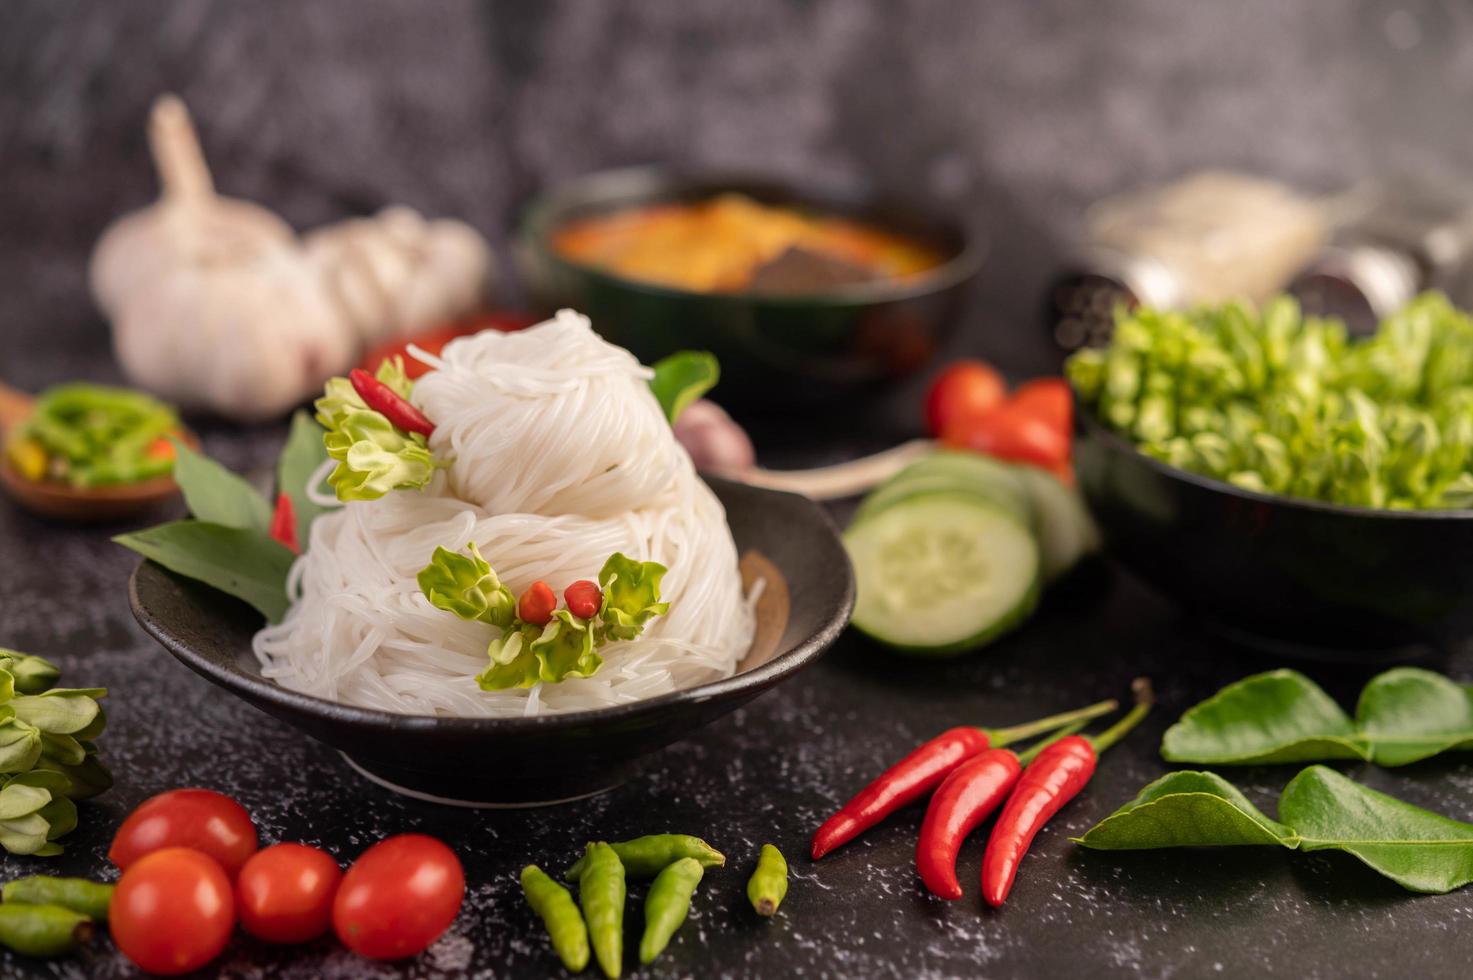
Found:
<box><xmin>252</xmin><ymin>310</ymin><xmax>755</xmax><ymax>717</ymax></box>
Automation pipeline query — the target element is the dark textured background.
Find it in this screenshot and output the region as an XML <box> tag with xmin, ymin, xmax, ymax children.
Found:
<box><xmin>4</xmin><ymin>3</ymin><xmax>1473</xmax><ymax>978</ymax></box>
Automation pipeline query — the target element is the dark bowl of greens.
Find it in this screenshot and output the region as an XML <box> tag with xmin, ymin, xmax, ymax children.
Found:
<box><xmin>517</xmin><ymin>167</ymin><xmax>983</xmax><ymax>411</ymax></box>
<box><xmin>1069</xmin><ymin>293</ymin><xmax>1473</xmax><ymax>658</ymax></box>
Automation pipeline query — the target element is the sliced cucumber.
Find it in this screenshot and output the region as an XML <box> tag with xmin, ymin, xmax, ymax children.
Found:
<box><xmin>1013</xmin><ymin>466</ymin><xmax>1100</xmax><ymax>581</ymax></box>
<box><xmin>845</xmin><ymin>493</ymin><xmax>1040</xmax><ymax>655</ymax></box>
<box><xmin>854</xmin><ymin>451</ymin><xmax>1031</xmax><ymax>527</ymax></box>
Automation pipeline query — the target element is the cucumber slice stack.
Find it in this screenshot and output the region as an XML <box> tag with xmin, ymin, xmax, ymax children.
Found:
<box><xmin>844</xmin><ymin>451</ymin><xmax>1098</xmax><ymax>656</ymax></box>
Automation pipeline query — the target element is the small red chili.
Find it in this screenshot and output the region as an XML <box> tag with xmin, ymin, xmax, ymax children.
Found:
<box><xmin>980</xmin><ymin>679</ymin><xmax>1153</xmax><ymax>907</ymax></box>
<box><xmin>517</xmin><ymin>581</ymin><xmax>557</xmax><ymax>626</ymax></box>
<box><xmin>915</xmin><ymin>721</ymin><xmax>1087</xmax><ymax>901</ymax></box>
<box><xmin>348</xmin><ymin>369</ymin><xmax>436</xmax><ymax>438</ymax></box>
<box><xmin>809</xmin><ymin>699</ymin><xmax>1118</xmax><ymax>861</ymax></box>
<box><xmin>269</xmin><ymin>492</ymin><xmax>299</xmax><ymax>554</ymax></box>
<box><xmin>564</xmin><ymin>580</ymin><xmax>602</xmax><ymax>619</ymax></box>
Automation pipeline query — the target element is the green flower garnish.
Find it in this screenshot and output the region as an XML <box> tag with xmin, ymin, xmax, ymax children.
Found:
<box><xmin>315</xmin><ymin>358</ymin><xmax>438</xmax><ymax>502</ymax></box>
<box><xmin>597</xmin><ymin>552</ymin><xmax>670</xmax><ymax>641</ymax></box>
<box><xmin>417</xmin><ymin>543</ymin><xmax>516</xmax><ymax>628</ymax></box>
<box><xmin>417</xmin><ymin>550</ymin><xmax>670</xmax><ymax>692</ymax></box>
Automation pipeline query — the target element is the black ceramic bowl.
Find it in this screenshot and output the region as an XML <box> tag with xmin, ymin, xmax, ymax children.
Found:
<box><xmin>517</xmin><ymin>167</ymin><xmax>983</xmax><ymax>410</ymax></box>
<box><xmin>128</xmin><ymin>478</ymin><xmax>854</xmax><ymax>806</ymax></box>
<box><xmin>1074</xmin><ymin>403</ymin><xmax>1473</xmax><ymax>658</ymax></box>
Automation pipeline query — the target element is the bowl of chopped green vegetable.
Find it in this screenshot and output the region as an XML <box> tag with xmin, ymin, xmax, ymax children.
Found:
<box><xmin>1068</xmin><ymin>292</ymin><xmax>1473</xmax><ymax>657</ymax></box>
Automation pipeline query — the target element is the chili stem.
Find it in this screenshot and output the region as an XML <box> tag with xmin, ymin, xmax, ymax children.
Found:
<box><xmin>1015</xmin><ymin>719</ymin><xmax>1090</xmax><ymax>766</ymax></box>
<box><xmin>986</xmin><ymin>698</ymin><xmax>1118</xmax><ymax>747</ymax></box>
<box><xmin>1086</xmin><ymin>677</ymin><xmax>1154</xmax><ymax>754</ymax></box>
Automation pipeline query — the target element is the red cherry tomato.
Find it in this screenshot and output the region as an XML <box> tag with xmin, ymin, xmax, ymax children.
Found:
<box><xmin>112</xmin><ymin>847</ymin><xmax>235</xmax><ymax>975</ymax></box>
<box><xmin>924</xmin><ymin>360</ymin><xmax>1007</xmax><ymax>438</ymax></box>
<box><xmin>1010</xmin><ymin>377</ymin><xmax>1072</xmax><ymax>435</ymax></box>
<box><xmin>359</xmin><ymin>312</ymin><xmax>539</xmax><ymax>379</ymax></box>
<box><xmin>563</xmin><ymin>580</ymin><xmax>603</xmax><ymax>619</ymax></box>
<box><xmin>109</xmin><ymin>788</ymin><xmax>259</xmax><ymax>878</ymax></box>
<box><xmin>942</xmin><ymin>403</ymin><xmax>1071</xmax><ymax>472</ymax></box>
<box><xmin>238</xmin><ymin>843</ymin><xmax>344</xmax><ymax>944</ymax></box>
<box><xmin>517</xmin><ymin>580</ymin><xmax>557</xmax><ymax>626</ymax></box>
<box><xmin>333</xmin><ymin>834</ymin><xmax>465</xmax><ymax>961</ymax></box>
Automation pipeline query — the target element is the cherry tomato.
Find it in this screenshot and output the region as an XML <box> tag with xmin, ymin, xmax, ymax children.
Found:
<box><xmin>112</xmin><ymin>847</ymin><xmax>235</xmax><ymax>975</ymax></box>
<box><xmin>359</xmin><ymin>312</ymin><xmax>539</xmax><ymax>379</ymax></box>
<box><xmin>942</xmin><ymin>402</ymin><xmax>1071</xmax><ymax>472</ymax></box>
<box><xmin>333</xmin><ymin>834</ymin><xmax>465</xmax><ymax>961</ymax></box>
<box><xmin>1010</xmin><ymin>377</ymin><xmax>1072</xmax><ymax>435</ymax></box>
<box><xmin>924</xmin><ymin>360</ymin><xmax>1007</xmax><ymax>438</ymax></box>
<box><xmin>563</xmin><ymin>580</ymin><xmax>602</xmax><ymax>619</ymax></box>
<box><xmin>237</xmin><ymin>843</ymin><xmax>344</xmax><ymax>944</ymax></box>
<box><xmin>517</xmin><ymin>581</ymin><xmax>557</xmax><ymax>626</ymax></box>
<box><xmin>109</xmin><ymin>788</ymin><xmax>259</xmax><ymax>878</ymax></box>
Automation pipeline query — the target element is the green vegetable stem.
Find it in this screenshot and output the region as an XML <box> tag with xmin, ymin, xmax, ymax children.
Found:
<box><xmin>521</xmin><ymin>865</ymin><xmax>590</xmax><ymax>973</ymax></box>
<box><xmin>639</xmin><ymin>858</ymin><xmax>704</xmax><ymax>965</ymax></box>
<box><xmin>745</xmin><ymin>844</ymin><xmax>788</xmax><ymax>917</ymax></box>
<box><xmin>2</xmin><ymin>877</ymin><xmax>114</xmax><ymax>923</ymax></box>
<box><xmin>1162</xmin><ymin>667</ymin><xmax>1473</xmax><ymax>767</ymax></box>
<box><xmin>577</xmin><ymin>843</ymin><xmax>626</xmax><ymax>979</ymax></box>
<box><xmin>0</xmin><ymin>903</ymin><xmax>94</xmax><ymax>958</ymax></box>
<box><xmin>1068</xmin><ymin>291</ymin><xmax>1473</xmax><ymax>509</ymax></box>
<box><xmin>563</xmin><ymin>834</ymin><xmax>725</xmax><ymax>882</ymax></box>
<box><xmin>1075</xmin><ymin>765</ymin><xmax>1473</xmax><ymax>894</ymax></box>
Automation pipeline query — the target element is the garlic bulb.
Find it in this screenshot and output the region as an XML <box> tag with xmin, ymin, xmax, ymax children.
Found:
<box><xmin>90</xmin><ymin>95</ymin><xmax>355</xmax><ymax>421</ymax></box>
<box><xmin>306</xmin><ymin>205</ymin><xmax>494</xmax><ymax>346</ymax></box>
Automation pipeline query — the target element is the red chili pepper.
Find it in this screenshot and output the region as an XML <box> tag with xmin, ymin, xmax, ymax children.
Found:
<box><xmin>517</xmin><ymin>581</ymin><xmax>557</xmax><ymax>626</ymax></box>
<box><xmin>563</xmin><ymin>580</ymin><xmax>602</xmax><ymax>619</ymax></box>
<box><xmin>915</xmin><ymin>721</ymin><xmax>1089</xmax><ymax>900</ymax></box>
<box><xmin>348</xmin><ymin>369</ymin><xmax>436</xmax><ymax>438</ymax></box>
<box><xmin>809</xmin><ymin>699</ymin><xmax>1118</xmax><ymax>861</ymax></box>
<box><xmin>980</xmin><ymin>679</ymin><xmax>1154</xmax><ymax>907</ymax></box>
<box><xmin>269</xmin><ymin>492</ymin><xmax>299</xmax><ymax>554</ymax></box>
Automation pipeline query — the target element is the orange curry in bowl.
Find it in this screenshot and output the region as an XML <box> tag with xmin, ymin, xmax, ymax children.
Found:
<box><xmin>551</xmin><ymin>193</ymin><xmax>946</xmax><ymax>295</ymax></box>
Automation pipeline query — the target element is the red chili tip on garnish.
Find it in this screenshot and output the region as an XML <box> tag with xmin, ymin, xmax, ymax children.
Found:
<box><xmin>517</xmin><ymin>581</ymin><xmax>557</xmax><ymax>626</ymax></box>
<box><xmin>348</xmin><ymin>369</ymin><xmax>437</xmax><ymax>438</ymax></box>
<box><xmin>269</xmin><ymin>492</ymin><xmax>299</xmax><ymax>554</ymax></box>
<box><xmin>563</xmin><ymin>580</ymin><xmax>602</xmax><ymax>619</ymax></box>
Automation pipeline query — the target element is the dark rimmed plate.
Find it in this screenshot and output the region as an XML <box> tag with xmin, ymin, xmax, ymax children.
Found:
<box><xmin>128</xmin><ymin>477</ymin><xmax>854</xmax><ymax>806</ymax></box>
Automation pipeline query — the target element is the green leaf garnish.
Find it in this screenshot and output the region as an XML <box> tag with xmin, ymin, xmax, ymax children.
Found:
<box><xmin>1074</xmin><ymin>771</ymin><xmax>1298</xmax><ymax>850</ymax></box>
<box><xmin>417</xmin><ymin>543</ymin><xmax>516</xmax><ymax>628</ymax></box>
<box><xmin>115</xmin><ymin>520</ymin><xmax>296</xmax><ymax>623</ymax></box>
<box><xmin>649</xmin><ymin>351</ymin><xmax>719</xmax><ymax>424</ymax></box>
<box><xmin>529</xmin><ymin>610</ymin><xmax>601</xmax><ymax>682</ymax></box>
<box><xmin>477</xmin><ymin>625</ymin><xmax>542</xmax><ymax>690</ymax></box>
<box><xmin>278</xmin><ymin>410</ymin><xmax>334</xmax><ymax>546</ymax></box>
<box><xmin>170</xmin><ymin>439</ymin><xmax>273</xmax><ymax>533</ymax></box>
<box><xmin>0</xmin><ymin>650</ymin><xmax>59</xmax><ymax>697</ymax></box>
<box><xmin>597</xmin><ymin>553</ymin><xmax>670</xmax><ymax>641</ymax></box>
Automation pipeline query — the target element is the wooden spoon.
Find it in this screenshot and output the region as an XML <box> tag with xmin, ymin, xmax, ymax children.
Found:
<box><xmin>0</xmin><ymin>381</ymin><xmax>192</xmax><ymax>523</ymax></box>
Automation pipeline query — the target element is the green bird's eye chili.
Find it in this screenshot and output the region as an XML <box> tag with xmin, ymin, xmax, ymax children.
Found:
<box><xmin>1</xmin><ymin>878</ymin><xmax>115</xmax><ymax>923</ymax></box>
<box><xmin>0</xmin><ymin>903</ymin><xmax>95</xmax><ymax>958</ymax></box>
<box><xmin>746</xmin><ymin>844</ymin><xmax>788</xmax><ymax>917</ymax></box>
<box><xmin>639</xmin><ymin>858</ymin><xmax>704</xmax><ymax>965</ymax></box>
<box><xmin>578</xmin><ymin>843</ymin><xmax>627</xmax><ymax>979</ymax></box>
<box><xmin>981</xmin><ymin>679</ymin><xmax>1154</xmax><ymax>907</ymax></box>
<box><xmin>564</xmin><ymin>834</ymin><xmax>726</xmax><ymax>881</ymax></box>
<box><xmin>521</xmin><ymin>865</ymin><xmax>590</xmax><ymax>973</ymax></box>
<box><xmin>811</xmin><ymin>698</ymin><xmax>1118</xmax><ymax>859</ymax></box>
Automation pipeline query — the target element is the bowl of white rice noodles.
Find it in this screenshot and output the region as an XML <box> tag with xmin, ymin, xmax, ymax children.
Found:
<box><xmin>129</xmin><ymin>311</ymin><xmax>853</xmax><ymax>805</ymax></box>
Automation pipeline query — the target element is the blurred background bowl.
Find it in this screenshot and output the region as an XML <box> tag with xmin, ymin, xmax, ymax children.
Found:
<box><xmin>517</xmin><ymin>167</ymin><xmax>982</xmax><ymax>412</ymax></box>
<box><xmin>1073</xmin><ymin>401</ymin><xmax>1473</xmax><ymax>659</ymax></box>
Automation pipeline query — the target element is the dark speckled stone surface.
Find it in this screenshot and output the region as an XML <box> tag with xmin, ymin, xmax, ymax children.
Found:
<box><xmin>6</xmin><ymin>2</ymin><xmax>1473</xmax><ymax>976</ymax></box>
